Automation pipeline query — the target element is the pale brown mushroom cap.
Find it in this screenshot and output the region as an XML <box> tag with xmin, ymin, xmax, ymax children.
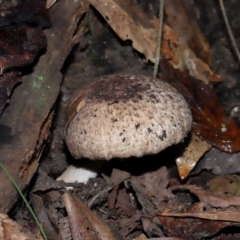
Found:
<box><xmin>65</xmin><ymin>74</ymin><xmax>192</xmax><ymax>160</ymax></box>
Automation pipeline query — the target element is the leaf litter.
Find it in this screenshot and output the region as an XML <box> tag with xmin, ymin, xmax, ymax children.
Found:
<box><xmin>2</xmin><ymin>0</ymin><xmax>240</xmax><ymax>239</ymax></box>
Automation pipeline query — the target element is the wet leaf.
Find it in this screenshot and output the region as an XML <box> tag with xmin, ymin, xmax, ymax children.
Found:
<box><xmin>161</xmin><ymin>60</ymin><xmax>240</xmax><ymax>153</ymax></box>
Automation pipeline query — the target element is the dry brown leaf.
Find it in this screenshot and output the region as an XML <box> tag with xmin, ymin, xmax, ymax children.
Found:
<box><xmin>0</xmin><ymin>0</ymin><xmax>88</xmax><ymax>212</ymax></box>
<box><xmin>159</xmin><ymin>210</ymin><xmax>237</xmax><ymax>239</ymax></box>
<box><xmin>165</xmin><ymin>0</ymin><xmax>211</xmax><ymax>64</ymax></box>
<box><xmin>87</xmin><ymin>0</ymin><xmax>220</xmax><ymax>83</ymax></box>
<box><xmin>63</xmin><ymin>192</ymin><xmax>116</xmax><ymax>240</ymax></box>
<box><xmin>160</xmin><ymin>210</ymin><xmax>240</xmax><ymax>223</ymax></box>
<box><xmin>207</xmin><ymin>175</ymin><xmax>240</xmax><ymax>197</ymax></box>
<box><xmin>108</xmin><ymin>169</ymin><xmax>131</xmax><ymax>219</ymax></box>
<box><xmin>159</xmin><ymin>202</ymin><xmax>240</xmax><ymax>238</ymax></box>
<box><xmin>130</xmin><ymin>167</ymin><xmax>173</xmax><ymax>236</ymax></box>
<box><xmin>0</xmin><ymin>213</ymin><xmax>42</xmax><ymax>240</ymax></box>
<box><xmin>175</xmin><ymin>133</ymin><xmax>211</xmax><ymax>180</ymax></box>
<box><xmin>169</xmin><ymin>184</ymin><xmax>240</xmax><ymax>208</ymax></box>
<box><xmin>46</xmin><ymin>0</ymin><xmax>58</xmax><ymax>9</ymax></box>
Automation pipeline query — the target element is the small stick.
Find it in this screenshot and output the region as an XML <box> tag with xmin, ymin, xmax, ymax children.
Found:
<box><xmin>153</xmin><ymin>0</ymin><xmax>164</xmax><ymax>81</ymax></box>
<box><xmin>219</xmin><ymin>0</ymin><xmax>240</xmax><ymax>65</ymax></box>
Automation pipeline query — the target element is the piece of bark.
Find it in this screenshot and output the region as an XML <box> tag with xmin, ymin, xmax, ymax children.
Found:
<box><xmin>0</xmin><ymin>0</ymin><xmax>87</xmax><ymax>212</ymax></box>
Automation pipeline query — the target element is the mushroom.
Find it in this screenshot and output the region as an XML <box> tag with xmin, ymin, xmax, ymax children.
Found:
<box><xmin>64</xmin><ymin>74</ymin><xmax>192</xmax><ymax>161</ymax></box>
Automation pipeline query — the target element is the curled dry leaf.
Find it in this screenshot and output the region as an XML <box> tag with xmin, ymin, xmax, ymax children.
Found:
<box><xmin>63</xmin><ymin>192</ymin><xmax>116</xmax><ymax>240</ymax></box>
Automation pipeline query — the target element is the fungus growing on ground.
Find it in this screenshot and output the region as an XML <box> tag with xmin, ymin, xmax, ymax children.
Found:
<box><xmin>64</xmin><ymin>74</ymin><xmax>192</xmax><ymax>161</ymax></box>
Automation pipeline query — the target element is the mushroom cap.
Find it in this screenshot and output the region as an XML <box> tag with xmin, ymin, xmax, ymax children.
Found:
<box><xmin>65</xmin><ymin>74</ymin><xmax>192</xmax><ymax>160</ymax></box>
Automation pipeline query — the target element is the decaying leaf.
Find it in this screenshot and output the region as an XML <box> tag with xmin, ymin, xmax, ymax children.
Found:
<box><xmin>87</xmin><ymin>0</ymin><xmax>220</xmax><ymax>83</ymax></box>
<box><xmin>207</xmin><ymin>175</ymin><xmax>240</xmax><ymax>197</ymax></box>
<box><xmin>108</xmin><ymin>169</ymin><xmax>131</xmax><ymax>219</ymax></box>
<box><xmin>158</xmin><ymin>185</ymin><xmax>240</xmax><ymax>238</ymax></box>
<box><xmin>159</xmin><ymin>212</ymin><xmax>235</xmax><ymax>239</ymax></box>
<box><xmin>63</xmin><ymin>192</ymin><xmax>116</xmax><ymax>240</ymax></box>
<box><xmin>130</xmin><ymin>167</ymin><xmax>174</xmax><ymax>237</ymax></box>
<box><xmin>175</xmin><ymin>133</ymin><xmax>211</xmax><ymax>180</ymax></box>
<box><xmin>31</xmin><ymin>192</ymin><xmax>62</xmax><ymax>239</ymax></box>
<box><xmin>0</xmin><ymin>213</ymin><xmax>42</xmax><ymax>240</ymax></box>
<box><xmin>169</xmin><ymin>184</ymin><xmax>240</xmax><ymax>208</ymax></box>
<box><xmin>161</xmin><ymin>60</ymin><xmax>240</xmax><ymax>153</ymax></box>
<box><xmin>0</xmin><ymin>0</ymin><xmax>88</xmax><ymax>212</ymax></box>
<box><xmin>165</xmin><ymin>0</ymin><xmax>211</xmax><ymax>64</ymax></box>
<box><xmin>0</xmin><ymin>0</ymin><xmax>50</xmax><ymax>117</ymax></box>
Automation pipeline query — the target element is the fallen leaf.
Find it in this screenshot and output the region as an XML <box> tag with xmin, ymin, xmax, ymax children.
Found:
<box><xmin>169</xmin><ymin>184</ymin><xmax>240</xmax><ymax>208</ymax></box>
<box><xmin>0</xmin><ymin>0</ymin><xmax>87</xmax><ymax>212</ymax></box>
<box><xmin>207</xmin><ymin>175</ymin><xmax>240</xmax><ymax>197</ymax></box>
<box><xmin>0</xmin><ymin>0</ymin><xmax>50</xmax><ymax>116</ymax></box>
<box><xmin>158</xmin><ymin>201</ymin><xmax>240</xmax><ymax>239</ymax></box>
<box><xmin>63</xmin><ymin>192</ymin><xmax>116</xmax><ymax>240</ymax></box>
<box><xmin>108</xmin><ymin>169</ymin><xmax>131</xmax><ymax>219</ymax></box>
<box><xmin>165</xmin><ymin>0</ymin><xmax>210</xmax><ymax>64</ymax></box>
<box><xmin>161</xmin><ymin>60</ymin><xmax>240</xmax><ymax>153</ymax></box>
<box><xmin>159</xmin><ymin>213</ymin><xmax>235</xmax><ymax>239</ymax></box>
<box><xmin>87</xmin><ymin>0</ymin><xmax>220</xmax><ymax>83</ymax></box>
<box><xmin>160</xmin><ymin>209</ymin><xmax>240</xmax><ymax>222</ymax></box>
<box><xmin>0</xmin><ymin>213</ymin><xmax>43</xmax><ymax>240</ymax></box>
<box><xmin>175</xmin><ymin>133</ymin><xmax>211</xmax><ymax>180</ymax></box>
<box><xmin>130</xmin><ymin>167</ymin><xmax>173</xmax><ymax>237</ymax></box>
<box><xmin>31</xmin><ymin>191</ymin><xmax>63</xmax><ymax>239</ymax></box>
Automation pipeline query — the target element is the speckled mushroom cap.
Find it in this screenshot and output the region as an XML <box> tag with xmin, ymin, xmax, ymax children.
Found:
<box><xmin>65</xmin><ymin>74</ymin><xmax>192</xmax><ymax>160</ymax></box>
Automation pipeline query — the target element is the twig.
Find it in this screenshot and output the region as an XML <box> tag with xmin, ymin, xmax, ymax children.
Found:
<box><xmin>153</xmin><ymin>0</ymin><xmax>164</xmax><ymax>81</ymax></box>
<box><xmin>219</xmin><ymin>0</ymin><xmax>240</xmax><ymax>65</ymax></box>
